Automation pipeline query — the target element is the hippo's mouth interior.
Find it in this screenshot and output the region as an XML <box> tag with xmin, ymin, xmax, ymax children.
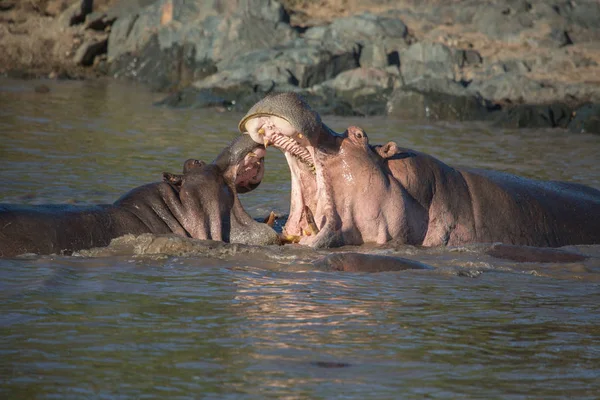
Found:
<box><xmin>242</xmin><ymin>115</ymin><xmax>324</xmax><ymax>242</ymax></box>
<box><xmin>232</xmin><ymin>146</ymin><xmax>266</xmax><ymax>193</ymax></box>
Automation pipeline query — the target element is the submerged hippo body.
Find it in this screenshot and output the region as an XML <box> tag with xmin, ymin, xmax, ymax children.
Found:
<box><xmin>238</xmin><ymin>92</ymin><xmax>600</xmax><ymax>248</ymax></box>
<box><xmin>0</xmin><ymin>136</ymin><xmax>278</xmax><ymax>257</ymax></box>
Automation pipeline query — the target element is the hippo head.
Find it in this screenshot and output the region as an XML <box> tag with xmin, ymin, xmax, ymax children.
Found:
<box><xmin>212</xmin><ymin>135</ymin><xmax>266</xmax><ymax>194</ymax></box>
<box><xmin>160</xmin><ymin>138</ymin><xmax>279</xmax><ymax>246</ymax></box>
<box><xmin>163</xmin><ymin>136</ymin><xmax>266</xmax><ymax>195</ymax></box>
<box><xmin>238</xmin><ymin>92</ymin><xmax>412</xmax><ymax>247</ymax></box>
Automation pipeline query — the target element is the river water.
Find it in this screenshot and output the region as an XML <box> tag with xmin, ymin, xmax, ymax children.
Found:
<box><xmin>1</xmin><ymin>78</ymin><xmax>600</xmax><ymax>399</ymax></box>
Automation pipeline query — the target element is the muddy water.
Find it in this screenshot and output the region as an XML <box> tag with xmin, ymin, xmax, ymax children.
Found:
<box><xmin>1</xmin><ymin>78</ymin><xmax>600</xmax><ymax>399</ymax></box>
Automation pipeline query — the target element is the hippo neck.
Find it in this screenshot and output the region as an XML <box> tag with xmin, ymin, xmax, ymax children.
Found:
<box><xmin>113</xmin><ymin>182</ymin><xmax>190</xmax><ymax>237</ymax></box>
<box><xmin>227</xmin><ymin>195</ymin><xmax>280</xmax><ymax>246</ymax></box>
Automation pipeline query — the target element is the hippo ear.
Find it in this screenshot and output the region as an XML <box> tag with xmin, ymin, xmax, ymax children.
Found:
<box><xmin>377</xmin><ymin>141</ymin><xmax>400</xmax><ymax>159</ymax></box>
<box><xmin>162</xmin><ymin>172</ymin><xmax>183</xmax><ymax>188</ymax></box>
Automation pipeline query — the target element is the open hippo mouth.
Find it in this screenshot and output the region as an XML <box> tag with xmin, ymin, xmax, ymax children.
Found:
<box><xmin>238</xmin><ymin>93</ymin><xmax>342</xmax><ymax>246</ymax></box>
<box><xmin>211</xmin><ymin>135</ymin><xmax>267</xmax><ymax>194</ymax></box>
<box><xmin>233</xmin><ymin>146</ymin><xmax>266</xmax><ymax>193</ymax></box>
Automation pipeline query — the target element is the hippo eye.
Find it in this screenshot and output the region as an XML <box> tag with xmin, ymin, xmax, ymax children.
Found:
<box><xmin>356</xmin><ymin>133</ymin><xmax>363</xmax><ymax>138</ymax></box>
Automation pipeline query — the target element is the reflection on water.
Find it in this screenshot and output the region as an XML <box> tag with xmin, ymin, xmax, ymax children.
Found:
<box><xmin>1</xmin><ymin>78</ymin><xmax>600</xmax><ymax>398</ymax></box>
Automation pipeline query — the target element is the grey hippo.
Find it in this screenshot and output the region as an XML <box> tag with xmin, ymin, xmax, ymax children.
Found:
<box><xmin>238</xmin><ymin>92</ymin><xmax>600</xmax><ymax>248</ymax></box>
<box><xmin>0</xmin><ymin>135</ymin><xmax>279</xmax><ymax>257</ymax></box>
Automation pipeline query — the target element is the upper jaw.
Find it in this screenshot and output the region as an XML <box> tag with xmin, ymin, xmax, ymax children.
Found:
<box><xmin>240</xmin><ymin>115</ymin><xmax>347</xmax><ymax>247</ymax></box>
<box><xmin>241</xmin><ymin>115</ymin><xmax>316</xmax><ymax>167</ymax></box>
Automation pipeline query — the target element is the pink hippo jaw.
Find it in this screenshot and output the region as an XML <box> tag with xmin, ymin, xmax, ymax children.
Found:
<box><xmin>232</xmin><ymin>146</ymin><xmax>266</xmax><ymax>193</ymax></box>
<box><xmin>239</xmin><ymin>114</ymin><xmax>343</xmax><ymax>247</ymax></box>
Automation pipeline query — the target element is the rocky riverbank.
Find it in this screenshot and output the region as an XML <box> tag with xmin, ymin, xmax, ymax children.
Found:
<box><xmin>2</xmin><ymin>0</ymin><xmax>600</xmax><ymax>133</ymax></box>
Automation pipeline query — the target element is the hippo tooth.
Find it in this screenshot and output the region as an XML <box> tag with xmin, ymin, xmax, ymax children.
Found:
<box><xmin>264</xmin><ymin>138</ymin><xmax>270</xmax><ymax>148</ymax></box>
<box><xmin>258</xmin><ymin>128</ymin><xmax>265</xmax><ymax>135</ymax></box>
<box><xmin>304</xmin><ymin>205</ymin><xmax>320</xmax><ymax>235</ymax></box>
<box><xmin>248</xmin><ymin>152</ymin><xmax>257</xmax><ymax>157</ymax></box>
<box><xmin>280</xmin><ymin>234</ymin><xmax>301</xmax><ymax>244</ymax></box>
<box><xmin>270</xmin><ymin>132</ymin><xmax>313</xmax><ymax>168</ymax></box>
<box><xmin>298</xmin><ymin>133</ymin><xmax>303</xmax><ymax>138</ymax></box>
<box><xmin>264</xmin><ymin>211</ymin><xmax>276</xmax><ymax>227</ymax></box>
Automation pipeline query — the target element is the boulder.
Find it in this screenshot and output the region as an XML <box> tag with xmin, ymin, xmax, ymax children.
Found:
<box><xmin>109</xmin><ymin>35</ymin><xmax>218</xmax><ymax>91</ymax></box>
<box><xmin>304</xmin><ymin>12</ymin><xmax>410</xmax><ymax>69</ymax></box>
<box><xmin>493</xmin><ymin>103</ymin><xmax>573</xmax><ymax>129</ymax></box>
<box><xmin>399</xmin><ymin>42</ymin><xmax>464</xmax><ymax>84</ymax></box>
<box><xmin>315</xmin><ymin>67</ymin><xmax>399</xmax><ymax>116</ymax></box>
<box><xmin>467</xmin><ymin>73</ymin><xmax>557</xmax><ymax>104</ymax></box>
<box><xmin>184</xmin><ymin>42</ymin><xmax>359</xmax><ymax>104</ymax></box>
<box><xmin>568</xmin><ymin>103</ymin><xmax>600</xmax><ymax>134</ymax></box>
<box><xmin>74</xmin><ymin>36</ymin><xmax>108</xmax><ymax>66</ymax></box>
<box><xmin>107</xmin><ymin>0</ymin><xmax>296</xmax><ymax>91</ymax></box>
<box><xmin>387</xmin><ymin>77</ymin><xmax>496</xmax><ymax>121</ymax></box>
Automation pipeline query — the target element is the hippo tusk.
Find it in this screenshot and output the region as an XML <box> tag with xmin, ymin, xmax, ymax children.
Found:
<box><xmin>304</xmin><ymin>206</ymin><xmax>320</xmax><ymax>235</ymax></box>
<box><xmin>264</xmin><ymin>138</ymin><xmax>270</xmax><ymax>148</ymax></box>
<box><xmin>264</xmin><ymin>211</ymin><xmax>276</xmax><ymax>227</ymax></box>
<box><xmin>280</xmin><ymin>234</ymin><xmax>301</xmax><ymax>244</ymax></box>
<box><xmin>258</xmin><ymin>128</ymin><xmax>265</xmax><ymax>136</ymax></box>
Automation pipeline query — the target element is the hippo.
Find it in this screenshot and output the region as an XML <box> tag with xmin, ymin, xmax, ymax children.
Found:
<box><xmin>0</xmin><ymin>135</ymin><xmax>279</xmax><ymax>257</ymax></box>
<box><xmin>313</xmin><ymin>252</ymin><xmax>434</xmax><ymax>272</ymax></box>
<box><xmin>238</xmin><ymin>92</ymin><xmax>600</xmax><ymax>248</ymax></box>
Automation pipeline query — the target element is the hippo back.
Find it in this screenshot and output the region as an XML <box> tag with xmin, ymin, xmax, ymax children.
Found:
<box><xmin>460</xmin><ymin>168</ymin><xmax>600</xmax><ymax>246</ymax></box>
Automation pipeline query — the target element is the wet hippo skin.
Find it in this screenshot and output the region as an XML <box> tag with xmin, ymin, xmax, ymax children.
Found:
<box><xmin>485</xmin><ymin>243</ymin><xmax>589</xmax><ymax>263</ymax></box>
<box><xmin>238</xmin><ymin>92</ymin><xmax>600</xmax><ymax>248</ymax></box>
<box><xmin>313</xmin><ymin>252</ymin><xmax>434</xmax><ymax>272</ymax></box>
<box><xmin>0</xmin><ymin>136</ymin><xmax>278</xmax><ymax>257</ymax></box>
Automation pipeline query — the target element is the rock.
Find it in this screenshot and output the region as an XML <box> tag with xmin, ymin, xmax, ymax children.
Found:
<box><xmin>295</xmin><ymin>89</ymin><xmax>359</xmax><ymax>116</ymax></box>
<box><xmin>74</xmin><ymin>36</ymin><xmax>108</xmax><ymax>66</ymax></box>
<box><xmin>107</xmin><ymin>0</ymin><xmax>296</xmax><ymax>90</ymax></box>
<box><xmin>399</xmin><ymin>42</ymin><xmax>463</xmax><ymax>84</ymax></box>
<box><xmin>84</xmin><ymin>11</ymin><xmax>117</xmax><ymax>31</ymax></box>
<box><xmin>554</xmin><ymin>0</ymin><xmax>600</xmax><ymax>43</ymax></box>
<box><xmin>109</xmin><ymin>35</ymin><xmax>217</xmax><ymax>91</ymax></box>
<box><xmin>467</xmin><ymin>73</ymin><xmax>556</xmax><ymax>104</ymax></box>
<box><xmin>215</xmin><ymin>42</ymin><xmax>359</xmax><ymax>88</ymax></box>
<box><xmin>315</xmin><ymin>67</ymin><xmax>398</xmax><ymax>115</ymax></box>
<box><xmin>360</xmin><ymin>43</ymin><xmax>389</xmax><ymax>69</ymax></box>
<box><xmin>305</xmin><ymin>12</ymin><xmax>410</xmax><ymax>69</ymax></box>
<box><xmin>69</xmin><ymin>0</ymin><xmax>94</xmax><ymax>26</ymax></box>
<box><xmin>175</xmin><ymin>41</ymin><xmax>359</xmax><ymax>108</ymax></box>
<box><xmin>493</xmin><ymin>103</ymin><xmax>573</xmax><ymax>129</ymax></box>
<box><xmin>387</xmin><ymin>77</ymin><xmax>497</xmax><ymax>121</ymax></box>
<box><xmin>91</xmin><ymin>0</ymin><xmax>600</xmax><ymax>130</ymax></box>
<box><xmin>568</xmin><ymin>103</ymin><xmax>600</xmax><ymax>134</ymax></box>
<box><xmin>461</xmin><ymin>49</ymin><xmax>483</xmax><ymax>66</ymax></box>
<box><xmin>319</xmin><ymin>67</ymin><xmax>397</xmax><ymax>96</ymax></box>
